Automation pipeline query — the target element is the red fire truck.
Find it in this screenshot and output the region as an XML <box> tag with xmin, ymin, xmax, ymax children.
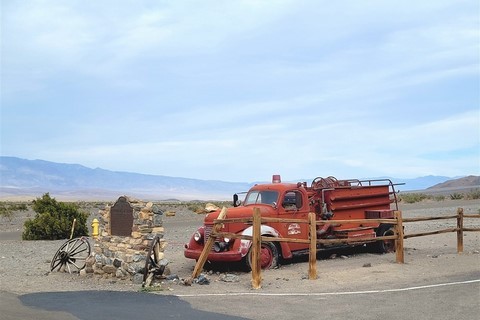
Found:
<box><xmin>184</xmin><ymin>175</ymin><xmax>400</xmax><ymax>269</ymax></box>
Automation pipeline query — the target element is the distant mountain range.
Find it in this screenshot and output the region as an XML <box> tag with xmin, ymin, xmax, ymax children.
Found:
<box><xmin>0</xmin><ymin>156</ymin><xmax>478</xmax><ymax>200</ymax></box>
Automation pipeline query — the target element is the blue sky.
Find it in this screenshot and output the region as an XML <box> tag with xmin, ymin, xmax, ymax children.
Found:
<box><xmin>1</xmin><ymin>0</ymin><xmax>479</xmax><ymax>182</ymax></box>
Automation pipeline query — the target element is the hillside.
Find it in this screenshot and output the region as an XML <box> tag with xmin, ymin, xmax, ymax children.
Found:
<box><xmin>427</xmin><ymin>175</ymin><xmax>480</xmax><ymax>190</ymax></box>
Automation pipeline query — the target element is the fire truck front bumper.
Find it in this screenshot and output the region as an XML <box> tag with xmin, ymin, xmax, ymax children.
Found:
<box><xmin>184</xmin><ymin>246</ymin><xmax>243</xmax><ymax>262</ymax></box>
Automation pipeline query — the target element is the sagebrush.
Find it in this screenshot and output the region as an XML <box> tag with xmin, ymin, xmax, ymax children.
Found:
<box><xmin>23</xmin><ymin>193</ymin><xmax>89</xmax><ymax>240</ymax></box>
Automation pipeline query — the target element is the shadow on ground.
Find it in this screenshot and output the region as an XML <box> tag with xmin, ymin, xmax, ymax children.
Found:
<box><xmin>20</xmin><ymin>290</ymin><xmax>248</xmax><ymax>320</ymax></box>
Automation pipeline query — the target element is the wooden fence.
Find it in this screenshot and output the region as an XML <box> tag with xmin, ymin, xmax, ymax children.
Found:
<box><xmin>190</xmin><ymin>207</ymin><xmax>480</xmax><ymax>289</ymax></box>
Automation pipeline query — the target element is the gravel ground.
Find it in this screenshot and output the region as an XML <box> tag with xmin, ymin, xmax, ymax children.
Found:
<box><xmin>0</xmin><ymin>199</ymin><xmax>479</xmax><ymax>295</ymax></box>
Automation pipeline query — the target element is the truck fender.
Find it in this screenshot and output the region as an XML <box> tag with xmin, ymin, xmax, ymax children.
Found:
<box><xmin>238</xmin><ymin>225</ymin><xmax>293</xmax><ymax>259</ymax></box>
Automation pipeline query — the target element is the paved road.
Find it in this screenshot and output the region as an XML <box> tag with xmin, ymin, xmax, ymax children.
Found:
<box><xmin>179</xmin><ymin>278</ymin><xmax>480</xmax><ymax>320</ymax></box>
<box><xmin>2</xmin><ymin>290</ymin><xmax>248</xmax><ymax>320</ymax></box>
<box><xmin>3</xmin><ymin>276</ymin><xmax>479</xmax><ymax>320</ymax></box>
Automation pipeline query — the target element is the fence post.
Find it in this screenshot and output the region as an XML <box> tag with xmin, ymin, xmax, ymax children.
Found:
<box><xmin>457</xmin><ymin>207</ymin><xmax>464</xmax><ymax>254</ymax></box>
<box><xmin>394</xmin><ymin>210</ymin><xmax>404</xmax><ymax>264</ymax></box>
<box><xmin>70</xmin><ymin>218</ymin><xmax>76</xmax><ymax>240</ymax></box>
<box><xmin>191</xmin><ymin>207</ymin><xmax>228</xmax><ymax>280</ymax></box>
<box><xmin>308</xmin><ymin>212</ymin><xmax>317</xmax><ymax>280</ymax></box>
<box><xmin>251</xmin><ymin>208</ymin><xmax>262</xmax><ymax>289</ymax></box>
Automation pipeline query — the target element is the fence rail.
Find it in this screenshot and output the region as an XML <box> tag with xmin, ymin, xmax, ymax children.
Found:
<box><xmin>190</xmin><ymin>207</ymin><xmax>480</xmax><ymax>289</ymax></box>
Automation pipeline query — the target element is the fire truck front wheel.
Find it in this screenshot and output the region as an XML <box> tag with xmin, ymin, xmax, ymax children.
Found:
<box><xmin>245</xmin><ymin>241</ymin><xmax>279</xmax><ymax>271</ymax></box>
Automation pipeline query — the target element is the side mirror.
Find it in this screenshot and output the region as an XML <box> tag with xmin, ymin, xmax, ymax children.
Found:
<box><xmin>233</xmin><ymin>194</ymin><xmax>239</xmax><ymax>207</ymax></box>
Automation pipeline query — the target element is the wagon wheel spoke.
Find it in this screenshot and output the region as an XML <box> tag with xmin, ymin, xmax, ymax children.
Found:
<box><xmin>68</xmin><ymin>259</ymin><xmax>83</xmax><ymax>271</ymax></box>
<box><xmin>51</xmin><ymin>257</ymin><xmax>65</xmax><ymax>271</ymax></box>
<box><xmin>69</xmin><ymin>239</ymin><xmax>84</xmax><ymax>254</ymax></box>
<box><xmin>69</xmin><ymin>246</ymin><xmax>89</xmax><ymax>256</ymax></box>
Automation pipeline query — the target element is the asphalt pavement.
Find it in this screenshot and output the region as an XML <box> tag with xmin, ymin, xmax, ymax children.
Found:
<box><xmin>2</xmin><ymin>290</ymin><xmax>248</xmax><ymax>320</ymax></box>
<box><xmin>3</xmin><ymin>276</ymin><xmax>479</xmax><ymax>320</ymax></box>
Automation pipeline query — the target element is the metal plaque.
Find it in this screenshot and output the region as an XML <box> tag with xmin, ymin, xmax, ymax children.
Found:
<box><xmin>110</xmin><ymin>196</ymin><xmax>133</xmax><ymax>236</ymax></box>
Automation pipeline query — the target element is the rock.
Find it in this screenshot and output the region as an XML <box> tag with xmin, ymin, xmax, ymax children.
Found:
<box><xmin>220</xmin><ymin>274</ymin><xmax>240</xmax><ymax>283</ymax></box>
<box><xmin>85</xmin><ymin>255</ymin><xmax>95</xmax><ymax>267</ymax></box>
<box><xmin>195</xmin><ymin>274</ymin><xmax>210</xmax><ymax>285</ymax></box>
<box><xmin>128</xmin><ymin>262</ymin><xmax>145</xmax><ymax>274</ymax></box>
<box><xmin>152</xmin><ymin>205</ymin><xmax>163</xmax><ymax>215</ymax></box>
<box><xmin>93</xmin><ymin>246</ymin><xmax>103</xmax><ymax>254</ymax></box>
<box><xmin>139</xmin><ymin>211</ymin><xmax>150</xmax><ymax>220</ymax></box>
<box><xmin>113</xmin><ymin>258</ymin><xmax>122</xmax><ymax>268</ymax></box>
<box><xmin>116</xmin><ymin>268</ymin><xmax>127</xmax><ymax>279</ymax></box>
<box><xmin>152</xmin><ymin>227</ymin><xmax>164</xmax><ymax>233</ymax></box>
<box><xmin>132</xmin><ymin>273</ymin><xmax>144</xmax><ymax>284</ymax></box>
<box><xmin>94</xmin><ymin>267</ymin><xmax>105</xmax><ymax>275</ymax></box>
<box><xmin>363</xmin><ymin>263</ymin><xmax>372</xmax><ymax>268</ymax></box>
<box><xmin>94</xmin><ymin>254</ymin><xmax>103</xmax><ymax>264</ymax></box>
<box><xmin>138</xmin><ymin>226</ymin><xmax>153</xmax><ymax>233</ymax></box>
<box><xmin>182</xmin><ymin>278</ymin><xmax>193</xmax><ymax>286</ymax></box>
<box><xmin>133</xmin><ymin>254</ymin><xmax>145</xmax><ymax>262</ymax></box>
<box><xmin>158</xmin><ymin>258</ymin><xmax>169</xmax><ymax>267</ymax></box>
<box><xmin>153</xmin><ymin>214</ymin><xmax>163</xmax><ymax>226</ymax></box>
<box><xmin>131</xmin><ymin>231</ymin><xmax>142</xmax><ymax>239</ymax></box>
<box><xmin>103</xmin><ymin>265</ymin><xmax>117</xmax><ymax>274</ymax></box>
<box><xmin>165</xmin><ymin>274</ymin><xmax>179</xmax><ymax>281</ymax></box>
<box><xmin>114</xmin><ymin>252</ymin><xmax>127</xmax><ymax>261</ymax></box>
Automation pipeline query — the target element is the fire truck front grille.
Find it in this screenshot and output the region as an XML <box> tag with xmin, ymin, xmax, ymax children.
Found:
<box><xmin>204</xmin><ymin>225</ymin><xmax>213</xmax><ymax>241</ymax></box>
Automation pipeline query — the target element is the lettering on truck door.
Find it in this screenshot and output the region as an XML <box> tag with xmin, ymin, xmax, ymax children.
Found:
<box><xmin>279</xmin><ymin>190</ymin><xmax>309</xmax><ymax>251</ymax></box>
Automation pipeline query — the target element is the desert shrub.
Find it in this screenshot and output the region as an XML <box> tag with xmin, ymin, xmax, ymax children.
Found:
<box><xmin>187</xmin><ymin>203</ymin><xmax>204</xmax><ymax>213</ymax></box>
<box><xmin>399</xmin><ymin>193</ymin><xmax>429</xmax><ymax>204</ymax></box>
<box><xmin>433</xmin><ymin>195</ymin><xmax>445</xmax><ymax>201</ymax></box>
<box><xmin>465</xmin><ymin>189</ymin><xmax>480</xmax><ymax>200</ymax></box>
<box><xmin>22</xmin><ymin>193</ymin><xmax>88</xmax><ymax>240</ymax></box>
<box><xmin>449</xmin><ymin>193</ymin><xmax>464</xmax><ymax>200</ymax></box>
<box><xmin>0</xmin><ymin>202</ymin><xmax>28</xmax><ymax>221</ymax></box>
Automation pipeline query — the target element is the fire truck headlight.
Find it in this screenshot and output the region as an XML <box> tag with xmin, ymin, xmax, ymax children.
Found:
<box><xmin>224</xmin><ymin>237</ymin><xmax>230</xmax><ymax>243</ymax></box>
<box><xmin>193</xmin><ymin>231</ymin><xmax>202</xmax><ymax>242</ymax></box>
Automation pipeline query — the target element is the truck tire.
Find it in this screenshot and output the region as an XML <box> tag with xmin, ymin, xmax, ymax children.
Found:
<box><xmin>245</xmin><ymin>241</ymin><xmax>279</xmax><ymax>270</ymax></box>
<box><xmin>369</xmin><ymin>224</ymin><xmax>395</xmax><ymax>254</ymax></box>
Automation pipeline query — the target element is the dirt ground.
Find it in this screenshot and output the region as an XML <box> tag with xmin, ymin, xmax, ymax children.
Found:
<box><xmin>0</xmin><ymin>199</ymin><xmax>479</xmax><ymax>296</ymax></box>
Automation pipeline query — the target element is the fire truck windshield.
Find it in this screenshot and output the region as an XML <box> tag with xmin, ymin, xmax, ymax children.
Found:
<box><xmin>244</xmin><ymin>190</ymin><xmax>279</xmax><ymax>206</ymax></box>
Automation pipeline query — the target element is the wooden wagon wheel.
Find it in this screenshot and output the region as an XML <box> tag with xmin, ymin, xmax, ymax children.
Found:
<box><xmin>50</xmin><ymin>237</ymin><xmax>91</xmax><ymax>274</ymax></box>
<box><xmin>143</xmin><ymin>236</ymin><xmax>165</xmax><ymax>287</ymax></box>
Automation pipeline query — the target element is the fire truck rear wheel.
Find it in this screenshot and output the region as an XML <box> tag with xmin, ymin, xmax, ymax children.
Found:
<box><xmin>246</xmin><ymin>241</ymin><xmax>279</xmax><ymax>270</ymax></box>
<box><xmin>370</xmin><ymin>224</ymin><xmax>395</xmax><ymax>254</ymax></box>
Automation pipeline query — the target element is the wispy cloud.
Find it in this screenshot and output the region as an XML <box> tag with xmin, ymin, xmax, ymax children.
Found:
<box><xmin>1</xmin><ymin>0</ymin><xmax>478</xmax><ymax>182</ymax></box>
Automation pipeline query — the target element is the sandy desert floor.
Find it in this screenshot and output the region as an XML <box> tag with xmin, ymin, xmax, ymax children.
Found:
<box><xmin>0</xmin><ymin>199</ymin><xmax>479</xmax><ymax>296</ymax></box>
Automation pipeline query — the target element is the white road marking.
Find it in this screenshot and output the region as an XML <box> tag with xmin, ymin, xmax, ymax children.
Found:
<box><xmin>175</xmin><ymin>279</ymin><xmax>480</xmax><ymax>297</ymax></box>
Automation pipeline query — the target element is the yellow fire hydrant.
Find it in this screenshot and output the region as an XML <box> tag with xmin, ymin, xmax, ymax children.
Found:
<box><xmin>91</xmin><ymin>219</ymin><xmax>99</xmax><ymax>238</ymax></box>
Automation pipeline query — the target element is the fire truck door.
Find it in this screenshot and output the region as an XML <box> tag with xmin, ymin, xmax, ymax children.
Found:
<box><xmin>280</xmin><ymin>190</ymin><xmax>309</xmax><ymax>251</ymax></box>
